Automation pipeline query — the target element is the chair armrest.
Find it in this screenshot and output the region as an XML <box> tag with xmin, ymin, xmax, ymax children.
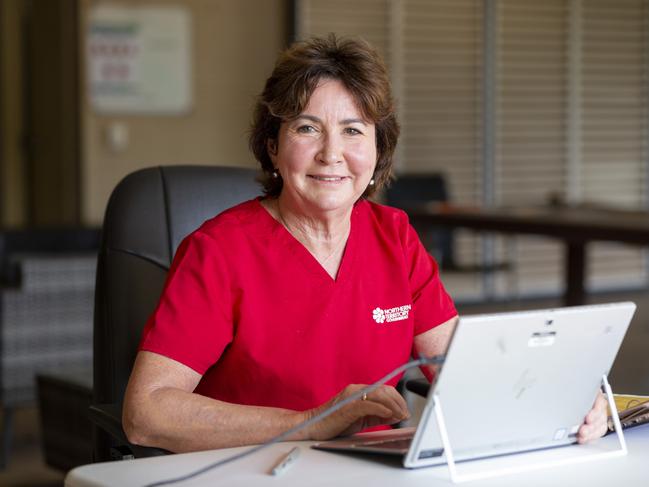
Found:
<box><xmin>88</xmin><ymin>404</ymin><xmax>128</xmax><ymax>445</ymax></box>
<box><xmin>89</xmin><ymin>404</ymin><xmax>169</xmax><ymax>458</ymax></box>
<box><xmin>404</xmin><ymin>378</ymin><xmax>431</xmax><ymax>398</ymax></box>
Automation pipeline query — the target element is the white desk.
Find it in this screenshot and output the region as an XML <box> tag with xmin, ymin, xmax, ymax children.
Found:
<box><xmin>66</xmin><ymin>425</ymin><xmax>649</xmax><ymax>487</ymax></box>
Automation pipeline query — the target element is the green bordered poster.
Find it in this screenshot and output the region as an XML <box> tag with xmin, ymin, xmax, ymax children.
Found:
<box><xmin>87</xmin><ymin>5</ymin><xmax>192</xmax><ymax>114</ymax></box>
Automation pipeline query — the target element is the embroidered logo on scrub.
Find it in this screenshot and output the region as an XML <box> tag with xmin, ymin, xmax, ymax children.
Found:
<box><xmin>372</xmin><ymin>304</ymin><xmax>411</xmax><ymax>324</ymax></box>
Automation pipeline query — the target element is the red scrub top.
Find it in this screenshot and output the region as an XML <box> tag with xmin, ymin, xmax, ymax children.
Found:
<box><xmin>139</xmin><ymin>199</ymin><xmax>457</xmax><ymax>411</ymax></box>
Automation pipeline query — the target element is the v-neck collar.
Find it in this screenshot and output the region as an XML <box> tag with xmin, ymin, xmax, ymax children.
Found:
<box><xmin>256</xmin><ymin>198</ymin><xmax>359</xmax><ymax>284</ymax></box>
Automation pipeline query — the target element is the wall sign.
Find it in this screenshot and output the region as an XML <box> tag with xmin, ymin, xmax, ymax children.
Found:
<box><xmin>87</xmin><ymin>5</ymin><xmax>192</xmax><ymax>114</ymax></box>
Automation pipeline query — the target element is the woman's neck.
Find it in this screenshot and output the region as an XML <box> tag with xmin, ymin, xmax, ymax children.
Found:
<box><xmin>276</xmin><ymin>195</ymin><xmax>351</xmax><ymax>243</ymax></box>
<box><xmin>263</xmin><ymin>196</ymin><xmax>352</xmax><ymax>278</ymax></box>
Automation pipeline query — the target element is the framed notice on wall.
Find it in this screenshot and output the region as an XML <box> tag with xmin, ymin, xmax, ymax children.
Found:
<box><xmin>87</xmin><ymin>5</ymin><xmax>192</xmax><ymax>114</ymax></box>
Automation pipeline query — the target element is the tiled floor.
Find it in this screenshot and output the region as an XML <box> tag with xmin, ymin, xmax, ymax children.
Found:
<box><xmin>0</xmin><ymin>407</ymin><xmax>64</xmax><ymax>487</ymax></box>
<box><xmin>1</xmin><ymin>290</ymin><xmax>648</xmax><ymax>486</ymax></box>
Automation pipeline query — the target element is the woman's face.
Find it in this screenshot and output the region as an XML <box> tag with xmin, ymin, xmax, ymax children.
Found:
<box><xmin>269</xmin><ymin>79</ymin><xmax>377</xmax><ymax>215</ymax></box>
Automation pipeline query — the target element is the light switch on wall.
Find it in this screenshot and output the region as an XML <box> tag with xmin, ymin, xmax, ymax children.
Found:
<box><xmin>104</xmin><ymin>122</ymin><xmax>129</xmax><ymax>153</ymax></box>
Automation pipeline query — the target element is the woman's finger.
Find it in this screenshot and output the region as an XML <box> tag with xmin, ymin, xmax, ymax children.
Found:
<box><xmin>363</xmin><ymin>385</ymin><xmax>409</xmax><ymax>420</ymax></box>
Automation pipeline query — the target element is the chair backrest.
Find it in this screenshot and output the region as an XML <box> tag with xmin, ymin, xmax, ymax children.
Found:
<box><xmin>92</xmin><ymin>165</ymin><xmax>260</xmax><ymax>458</ymax></box>
<box><xmin>384</xmin><ymin>173</ymin><xmax>455</xmax><ymax>268</ymax></box>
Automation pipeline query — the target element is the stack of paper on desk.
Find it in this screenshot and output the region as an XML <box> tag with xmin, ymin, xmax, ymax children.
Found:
<box><xmin>608</xmin><ymin>394</ymin><xmax>649</xmax><ymax>432</ymax></box>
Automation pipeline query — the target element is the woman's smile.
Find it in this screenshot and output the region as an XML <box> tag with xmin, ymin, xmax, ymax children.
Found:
<box><xmin>307</xmin><ymin>174</ymin><xmax>349</xmax><ymax>183</ymax></box>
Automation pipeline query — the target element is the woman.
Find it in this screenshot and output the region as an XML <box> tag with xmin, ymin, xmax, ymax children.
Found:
<box><xmin>122</xmin><ymin>35</ymin><xmax>607</xmax><ymax>453</ymax></box>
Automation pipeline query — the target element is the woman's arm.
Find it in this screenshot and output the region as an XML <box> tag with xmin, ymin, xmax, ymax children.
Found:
<box><xmin>123</xmin><ymin>351</ymin><xmax>409</xmax><ymax>452</ymax></box>
<box><xmin>412</xmin><ymin>315</ymin><xmax>459</xmax><ymax>379</ymax></box>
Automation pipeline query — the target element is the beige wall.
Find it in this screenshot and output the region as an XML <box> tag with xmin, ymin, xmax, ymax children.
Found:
<box><xmin>80</xmin><ymin>0</ymin><xmax>287</xmax><ymax>225</ymax></box>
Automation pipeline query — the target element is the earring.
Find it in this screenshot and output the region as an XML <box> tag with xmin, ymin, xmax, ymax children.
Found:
<box><xmin>369</xmin><ymin>178</ymin><xmax>375</xmax><ymax>186</ymax></box>
<box><xmin>272</xmin><ymin>170</ymin><xmax>279</xmax><ymax>179</ymax></box>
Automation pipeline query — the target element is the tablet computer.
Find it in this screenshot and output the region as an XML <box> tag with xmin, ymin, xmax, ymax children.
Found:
<box><xmin>313</xmin><ymin>301</ymin><xmax>636</xmax><ymax>469</ymax></box>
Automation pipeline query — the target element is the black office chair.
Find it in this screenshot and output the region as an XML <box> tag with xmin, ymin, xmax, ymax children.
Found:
<box><xmin>384</xmin><ymin>173</ymin><xmax>511</xmax><ymax>275</ymax></box>
<box><xmin>90</xmin><ymin>165</ymin><xmax>261</xmax><ymax>462</ymax></box>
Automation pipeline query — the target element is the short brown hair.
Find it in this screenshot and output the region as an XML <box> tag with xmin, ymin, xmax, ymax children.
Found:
<box><xmin>249</xmin><ymin>34</ymin><xmax>400</xmax><ymax>197</ymax></box>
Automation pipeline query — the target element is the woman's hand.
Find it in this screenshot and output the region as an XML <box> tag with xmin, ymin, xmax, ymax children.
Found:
<box><xmin>302</xmin><ymin>384</ymin><xmax>410</xmax><ymax>441</ymax></box>
<box><xmin>577</xmin><ymin>391</ymin><xmax>609</xmax><ymax>443</ymax></box>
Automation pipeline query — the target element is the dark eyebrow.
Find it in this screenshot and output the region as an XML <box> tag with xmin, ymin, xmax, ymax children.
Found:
<box><xmin>294</xmin><ymin>114</ymin><xmax>368</xmax><ymax>126</ymax></box>
<box><xmin>294</xmin><ymin>114</ymin><xmax>321</xmax><ymax>124</ymax></box>
<box><xmin>341</xmin><ymin>118</ymin><xmax>368</xmax><ymax>126</ymax></box>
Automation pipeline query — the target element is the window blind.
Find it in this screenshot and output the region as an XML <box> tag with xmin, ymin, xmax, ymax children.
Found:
<box><xmin>296</xmin><ymin>0</ymin><xmax>390</xmax><ymax>61</ymax></box>
<box><xmin>581</xmin><ymin>0</ymin><xmax>648</xmax><ymax>291</ymax></box>
<box><xmin>495</xmin><ymin>0</ymin><xmax>568</xmax><ymax>296</ymax></box>
<box><xmin>401</xmin><ymin>0</ymin><xmax>484</xmax><ymax>299</ymax></box>
<box><xmin>295</xmin><ymin>0</ymin><xmax>649</xmax><ymax>300</ymax></box>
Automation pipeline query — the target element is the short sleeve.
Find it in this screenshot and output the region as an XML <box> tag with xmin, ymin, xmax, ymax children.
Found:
<box><xmin>139</xmin><ymin>231</ymin><xmax>233</xmax><ymax>374</ymax></box>
<box><xmin>402</xmin><ymin>221</ymin><xmax>457</xmax><ymax>336</ymax></box>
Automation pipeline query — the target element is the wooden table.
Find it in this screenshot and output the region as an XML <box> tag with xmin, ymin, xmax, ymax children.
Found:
<box><xmin>405</xmin><ymin>204</ymin><xmax>649</xmax><ymax>306</ymax></box>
